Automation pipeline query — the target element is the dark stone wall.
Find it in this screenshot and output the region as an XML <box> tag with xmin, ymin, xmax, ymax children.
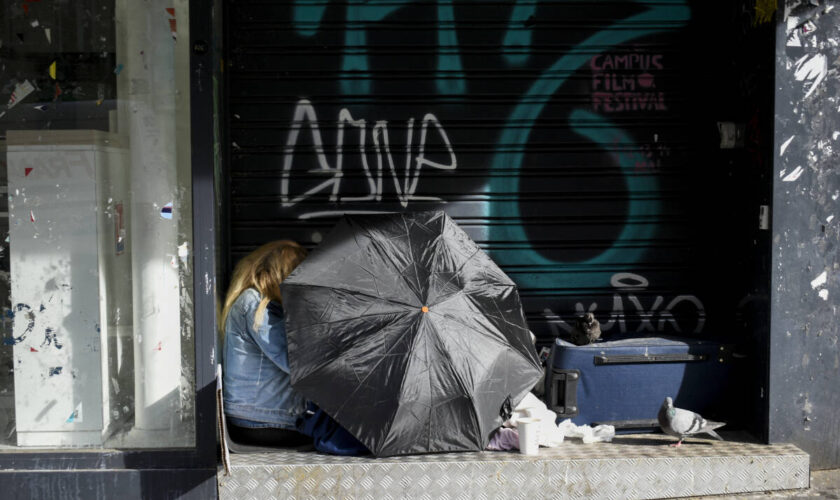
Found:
<box><xmin>770</xmin><ymin>0</ymin><xmax>840</xmax><ymax>469</ymax></box>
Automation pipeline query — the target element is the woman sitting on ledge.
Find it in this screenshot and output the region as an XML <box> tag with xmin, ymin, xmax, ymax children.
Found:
<box><xmin>220</xmin><ymin>240</ymin><xmax>311</xmax><ymax>447</ymax></box>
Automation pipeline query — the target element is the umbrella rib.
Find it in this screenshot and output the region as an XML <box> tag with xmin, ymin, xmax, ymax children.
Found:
<box><xmin>428</xmin><ymin>247</ymin><xmax>513</xmax><ymax>307</ymax></box>
<box><xmin>332</xmin><ymin>315</ymin><xmax>422</xmax><ymax>417</ymax></box>
<box><xmin>425</xmin><ymin>216</ymin><xmax>446</xmax><ymax>303</ymax></box>
<box><xmin>425</xmin><ymin>321</ymin><xmax>433</xmax><ymax>452</ymax></box>
<box><xmin>356</xmin><ymin>222</ymin><xmax>423</xmax><ymax>305</ymax></box>
<box><xmin>401</xmin><ymin>216</ymin><xmax>425</xmax><ymax>302</ymax></box>
<box><xmin>463</xmin><ymin>290</ymin><xmax>532</xmax><ymax>345</ymax></box>
<box><xmin>426</xmin><ymin>318</ymin><xmax>483</xmax><ymax>450</ymax></box>
<box><xmin>354</xmin><ymin>262</ymin><xmax>383</xmax><ymax>299</ymax></box>
<box><xmin>309</xmin><ymin>310</ymin><xmax>413</xmax><ymax>329</ymax></box>
<box><xmin>427</xmin><ymin>248</ymin><xmax>479</xmax><ymax>305</ymax></box>
<box><xmin>283</xmin><ymin>282</ymin><xmax>417</xmax><ymax>309</ymax></box>
<box><xmin>290</xmin><ymin>309</ymin><xmax>415</xmax><ymax>389</ymax></box>
<box><xmin>481</xmin><ymin>292</ymin><xmax>541</xmax><ymax>365</ymax></box>
<box><xmin>380</xmin><ymin>316</ymin><xmax>426</xmax><ymax>454</ymax></box>
<box><xmin>429</xmin><ymin>301</ymin><xmax>539</xmax><ymax>383</ymax></box>
<box><xmin>428</xmin><ymin>308</ymin><xmax>514</xmax><ymax>353</ymax></box>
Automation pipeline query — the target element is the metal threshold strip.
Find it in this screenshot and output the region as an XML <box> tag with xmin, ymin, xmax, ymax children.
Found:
<box><xmin>218</xmin><ymin>432</ymin><xmax>808</xmax><ymax>499</ymax></box>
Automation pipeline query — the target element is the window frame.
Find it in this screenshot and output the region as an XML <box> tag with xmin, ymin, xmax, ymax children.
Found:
<box><xmin>0</xmin><ymin>0</ymin><xmax>219</xmax><ymax>492</ymax></box>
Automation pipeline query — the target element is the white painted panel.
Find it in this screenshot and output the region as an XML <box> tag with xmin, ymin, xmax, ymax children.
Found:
<box><xmin>8</xmin><ymin>145</ymin><xmax>104</xmax><ymax>446</ymax></box>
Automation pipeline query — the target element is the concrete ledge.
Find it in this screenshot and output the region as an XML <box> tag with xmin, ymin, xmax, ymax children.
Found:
<box><xmin>218</xmin><ymin>433</ymin><xmax>809</xmax><ymax>499</ymax></box>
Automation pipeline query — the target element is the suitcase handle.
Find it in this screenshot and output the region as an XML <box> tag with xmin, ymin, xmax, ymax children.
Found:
<box><xmin>548</xmin><ymin>369</ymin><xmax>580</xmax><ymax>418</ymax></box>
<box><xmin>594</xmin><ymin>353</ymin><xmax>707</xmax><ymax>365</ymax></box>
<box><xmin>591</xmin><ymin>419</ymin><xmax>660</xmax><ymax>430</ymax></box>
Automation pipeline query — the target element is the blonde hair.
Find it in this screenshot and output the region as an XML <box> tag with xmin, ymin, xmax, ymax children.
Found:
<box><xmin>219</xmin><ymin>240</ymin><xmax>308</xmax><ymax>340</ymax></box>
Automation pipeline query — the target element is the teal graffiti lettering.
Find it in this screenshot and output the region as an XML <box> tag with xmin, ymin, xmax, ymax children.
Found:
<box><xmin>502</xmin><ymin>0</ymin><xmax>538</xmax><ymax>66</ymax></box>
<box><xmin>294</xmin><ymin>0</ymin><xmax>466</xmax><ymax>95</ymax></box>
<box><xmin>487</xmin><ymin>0</ymin><xmax>690</xmax><ymax>290</ymax></box>
<box><xmin>293</xmin><ymin>1</ymin><xmax>328</xmax><ymax>36</ymax></box>
<box><xmin>436</xmin><ymin>0</ymin><xmax>466</xmax><ymax>94</ymax></box>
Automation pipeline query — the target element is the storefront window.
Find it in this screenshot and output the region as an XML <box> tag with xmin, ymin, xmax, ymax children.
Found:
<box><xmin>0</xmin><ymin>0</ymin><xmax>194</xmax><ymax>449</ymax></box>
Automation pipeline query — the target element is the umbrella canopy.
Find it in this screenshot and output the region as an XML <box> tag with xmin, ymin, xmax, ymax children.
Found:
<box><xmin>281</xmin><ymin>211</ymin><xmax>542</xmax><ymax>456</ymax></box>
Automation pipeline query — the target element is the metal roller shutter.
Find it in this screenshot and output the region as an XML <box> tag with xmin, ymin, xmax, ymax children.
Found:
<box><xmin>227</xmin><ymin>0</ymin><xmax>771</xmax><ymax>344</ymax></box>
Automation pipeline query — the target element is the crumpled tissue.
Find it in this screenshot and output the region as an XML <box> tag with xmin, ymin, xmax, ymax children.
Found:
<box><xmin>557</xmin><ymin>419</ymin><xmax>615</xmax><ymax>444</ymax></box>
<box><xmin>502</xmin><ymin>393</ymin><xmax>615</xmax><ymax>447</ymax></box>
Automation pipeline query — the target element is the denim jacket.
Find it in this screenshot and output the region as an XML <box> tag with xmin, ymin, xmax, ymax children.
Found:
<box><xmin>223</xmin><ymin>288</ymin><xmax>306</xmax><ymax>429</ymax></box>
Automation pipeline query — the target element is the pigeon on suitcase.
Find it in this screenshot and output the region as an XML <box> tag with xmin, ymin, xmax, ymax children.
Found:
<box><xmin>544</xmin><ymin>335</ymin><xmax>736</xmax><ymax>432</ymax></box>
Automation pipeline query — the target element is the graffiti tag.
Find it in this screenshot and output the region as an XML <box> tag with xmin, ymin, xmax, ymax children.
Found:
<box><xmin>281</xmin><ymin>99</ymin><xmax>457</xmax><ymax>219</ymax></box>
<box><xmin>542</xmin><ymin>272</ymin><xmax>706</xmax><ymax>335</ymax></box>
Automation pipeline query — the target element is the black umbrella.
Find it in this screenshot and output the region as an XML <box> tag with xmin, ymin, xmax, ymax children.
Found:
<box><xmin>281</xmin><ymin>211</ymin><xmax>542</xmax><ymax>456</ymax></box>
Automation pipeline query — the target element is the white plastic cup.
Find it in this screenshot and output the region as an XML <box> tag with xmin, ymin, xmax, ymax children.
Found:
<box><xmin>518</xmin><ymin>418</ymin><xmax>540</xmax><ymax>455</ymax></box>
<box><xmin>512</xmin><ymin>407</ymin><xmax>538</xmax><ymax>424</ymax></box>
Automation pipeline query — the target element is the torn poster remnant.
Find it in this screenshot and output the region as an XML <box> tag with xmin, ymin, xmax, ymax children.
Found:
<box><xmin>811</xmin><ymin>271</ymin><xmax>827</xmax><ymax>289</ymax></box>
<box><xmin>7</xmin><ymin>80</ymin><xmax>35</xmax><ymax>109</ymax></box>
<box><xmin>794</xmin><ymin>53</ymin><xmax>827</xmax><ymax>99</ymax></box>
<box><xmin>782</xmin><ymin>166</ymin><xmax>805</xmax><ymax>181</ymax></box>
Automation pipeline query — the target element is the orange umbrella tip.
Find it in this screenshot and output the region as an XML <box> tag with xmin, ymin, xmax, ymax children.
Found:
<box><xmin>421</xmin><ymin>306</ymin><xmax>429</xmax><ymax>313</ymax></box>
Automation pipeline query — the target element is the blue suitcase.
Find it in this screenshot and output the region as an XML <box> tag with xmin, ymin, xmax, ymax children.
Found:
<box><xmin>543</xmin><ymin>336</ymin><xmax>736</xmax><ymax>431</ymax></box>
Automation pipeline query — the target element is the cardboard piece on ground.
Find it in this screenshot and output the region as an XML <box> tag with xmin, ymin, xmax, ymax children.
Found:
<box><xmin>215</xmin><ymin>364</ymin><xmax>313</xmax><ymax>473</ymax></box>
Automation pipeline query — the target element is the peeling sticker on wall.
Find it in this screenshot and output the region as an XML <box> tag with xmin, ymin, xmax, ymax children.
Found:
<box><xmin>166</xmin><ymin>8</ymin><xmax>177</xmax><ymax>41</ymax></box>
<box><xmin>7</xmin><ymin>80</ymin><xmax>35</xmax><ymax>109</ymax></box>
<box><xmin>787</xmin><ymin>17</ymin><xmax>802</xmax><ymax>46</ymax></box>
<box><xmin>178</xmin><ymin>242</ymin><xmax>189</xmax><ymax>264</ymax></box>
<box><xmin>780</xmin><ymin>135</ymin><xmax>795</xmax><ymax>156</ymax></box>
<box><xmin>160</xmin><ymin>202</ymin><xmax>173</xmax><ymax>220</ymax></box>
<box><xmin>811</xmin><ymin>271</ymin><xmax>827</xmax><ymax>289</ymax></box>
<box><xmin>66</xmin><ymin>402</ymin><xmax>83</xmax><ymax>423</ymax></box>
<box><xmin>783</xmin><ymin>166</ymin><xmax>805</xmax><ymax>181</ymax></box>
<box><xmin>115</xmin><ymin>202</ymin><xmax>125</xmax><ymax>255</ymax></box>
<box><xmin>793</xmin><ymin>53</ymin><xmax>827</xmax><ymax>99</ymax></box>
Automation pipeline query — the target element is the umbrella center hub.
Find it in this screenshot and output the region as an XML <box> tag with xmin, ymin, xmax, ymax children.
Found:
<box><xmin>421</xmin><ymin>306</ymin><xmax>429</xmax><ymax>313</ymax></box>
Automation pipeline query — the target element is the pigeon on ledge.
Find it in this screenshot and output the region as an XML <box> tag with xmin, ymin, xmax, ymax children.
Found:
<box><xmin>658</xmin><ymin>397</ymin><xmax>725</xmax><ymax>447</ymax></box>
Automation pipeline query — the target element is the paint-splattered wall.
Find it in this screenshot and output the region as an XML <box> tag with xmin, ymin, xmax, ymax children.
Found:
<box><xmin>227</xmin><ymin>0</ymin><xmax>774</xmax><ymax>369</ymax></box>
<box><xmin>771</xmin><ymin>0</ymin><xmax>840</xmax><ymax>469</ymax></box>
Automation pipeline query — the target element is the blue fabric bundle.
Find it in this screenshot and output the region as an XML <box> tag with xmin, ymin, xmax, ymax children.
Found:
<box><xmin>297</xmin><ymin>404</ymin><xmax>370</xmax><ymax>456</ymax></box>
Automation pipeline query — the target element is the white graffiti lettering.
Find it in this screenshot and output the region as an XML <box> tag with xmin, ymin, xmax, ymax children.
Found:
<box><xmin>281</xmin><ymin>99</ymin><xmax>457</xmax><ymax>219</ymax></box>
<box><xmin>542</xmin><ymin>272</ymin><xmax>706</xmax><ymax>335</ymax></box>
